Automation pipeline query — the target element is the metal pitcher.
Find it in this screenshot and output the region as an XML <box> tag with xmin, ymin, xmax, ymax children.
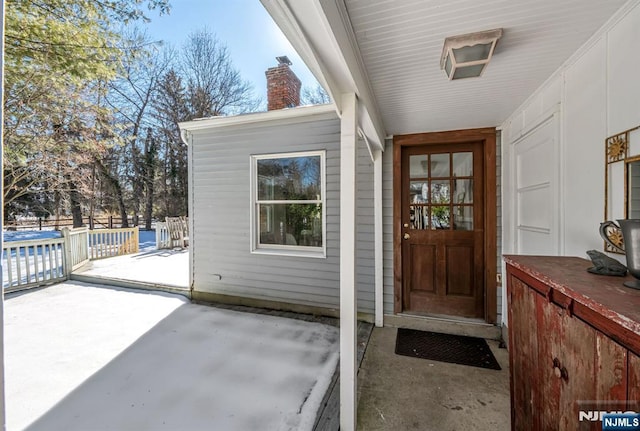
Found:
<box><xmin>600</xmin><ymin>219</ymin><xmax>640</xmax><ymax>289</ymax></box>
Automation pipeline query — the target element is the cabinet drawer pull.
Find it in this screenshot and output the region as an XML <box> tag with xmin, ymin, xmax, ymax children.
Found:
<box><xmin>552</xmin><ymin>358</ymin><xmax>569</xmax><ymax>381</ymax></box>
<box><xmin>560</xmin><ymin>366</ymin><xmax>569</xmax><ymax>381</ymax></box>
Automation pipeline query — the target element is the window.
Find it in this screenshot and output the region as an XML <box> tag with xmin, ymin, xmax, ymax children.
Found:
<box><xmin>251</xmin><ymin>151</ymin><xmax>325</xmax><ymax>256</ymax></box>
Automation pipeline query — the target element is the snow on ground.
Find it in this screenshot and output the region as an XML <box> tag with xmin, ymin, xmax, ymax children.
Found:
<box><xmin>76</xmin><ymin>248</ymin><xmax>189</xmax><ymax>288</ymax></box>
<box><xmin>138</xmin><ymin>229</ymin><xmax>156</xmax><ymax>250</ymax></box>
<box><xmin>3</xmin><ymin>230</ymin><xmax>61</xmax><ymax>242</ymax></box>
<box><xmin>5</xmin><ymin>282</ymin><xmax>187</xmax><ymax>431</ymax></box>
<box><xmin>5</xmin><ymin>282</ymin><xmax>339</xmax><ymax>431</ymax></box>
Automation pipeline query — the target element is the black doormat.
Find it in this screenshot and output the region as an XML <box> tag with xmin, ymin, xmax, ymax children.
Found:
<box><xmin>395</xmin><ymin>328</ymin><xmax>501</xmax><ymax>370</ymax></box>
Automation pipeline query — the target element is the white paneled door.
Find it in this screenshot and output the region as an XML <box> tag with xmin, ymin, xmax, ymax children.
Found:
<box><xmin>511</xmin><ymin>114</ymin><xmax>561</xmax><ymax>255</ymax></box>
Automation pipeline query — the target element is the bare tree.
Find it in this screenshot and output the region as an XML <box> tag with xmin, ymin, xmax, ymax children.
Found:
<box><xmin>106</xmin><ymin>29</ymin><xmax>171</xmax><ymax>227</ymax></box>
<box><xmin>301</xmin><ymin>83</ymin><xmax>331</xmax><ymax>105</ymax></box>
<box><xmin>181</xmin><ymin>28</ymin><xmax>259</xmax><ymax>117</ymax></box>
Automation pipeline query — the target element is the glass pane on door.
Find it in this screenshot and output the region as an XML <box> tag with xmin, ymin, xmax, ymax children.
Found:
<box><xmin>454</xmin><ymin>179</ymin><xmax>473</xmax><ymax>204</ymax></box>
<box><xmin>431</xmin><ymin>206</ymin><xmax>450</xmax><ymax>229</ymax></box>
<box><xmin>454</xmin><ymin>206</ymin><xmax>473</xmax><ymax>230</ymax></box>
<box><xmin>410</xmin><ymin>205</ymin><xmax>429</xmax><ymax>230</ymax></box>
<box><xmin>410</xmin><ymin>155</ymin><xmax>428</xmax><ymax>178</ymax></box>
<box><xmin>430</xmin><ymin>154</ymin><xmax>450</xmax><ymax>177</ymax></box>
<box><xmin>453</xmin><ymin>152</ymin><xmax>473</xmax><ymax>176</ymax></box>
<box><xmin>410</xmin><ymin>181</ymin><xmax>429</xmax><ymax>204</ymax></box>
<box><xmin>430</xmin><ymin>180</ymin><xmax>450</xmax><ymax>204</ymax></box>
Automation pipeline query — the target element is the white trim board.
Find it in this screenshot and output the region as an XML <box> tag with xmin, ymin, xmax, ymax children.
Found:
<box><xmin>179</xmin><ymin>104</ymin><xmax>337</xmax><ymax>132</ymax></box>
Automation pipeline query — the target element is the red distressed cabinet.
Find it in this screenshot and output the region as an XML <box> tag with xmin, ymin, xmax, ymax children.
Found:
<box><xmin>505</xmin><ymin>256</ymin><xmax>640</xmax><ymax>431</ymax></box>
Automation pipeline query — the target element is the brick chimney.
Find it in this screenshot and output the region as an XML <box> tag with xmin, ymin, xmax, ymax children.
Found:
<box><xmin>266</xmin><ymin>56</ymin><xmax>301</xmax><ymax>111</ymax></box>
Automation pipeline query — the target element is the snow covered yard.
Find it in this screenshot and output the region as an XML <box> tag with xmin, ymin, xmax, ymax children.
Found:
<box><xmin>5</xmin><ymin>282</ymin><xmax>339</xmax><ymax>431</ymax></box>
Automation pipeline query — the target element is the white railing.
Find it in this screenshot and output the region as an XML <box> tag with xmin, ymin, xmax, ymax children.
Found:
<box><xmin>88</xmin><ymin>227</ymin><xmax>139</xmax><ymax>260</ymax></box>
<box><xmin>3</xmin><ymin>226</ymin><xmax>140</xmax><ymax>291</ymax></box>
<box><xmin>62</xmin><ymin>227</ymin><xmax>90</xmax><ymax>271</ymax></box>
<box><xmin>155</xmin><ymin>222</ymin><xmax>172</xmax><ymax>249</ymax></box>
<box><xmin>2</xmin><ymin>237</ymin><xmax>67</xmax><ymax>292</ymax></box>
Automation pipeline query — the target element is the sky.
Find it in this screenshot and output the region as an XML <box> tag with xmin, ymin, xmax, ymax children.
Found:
<box><xmin>144</xmin><ymin>0</ymin><xmax>319</xmax><ymax>105</ymax></box>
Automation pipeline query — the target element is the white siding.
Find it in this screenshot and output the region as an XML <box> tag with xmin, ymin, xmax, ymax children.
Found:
<box><xmin>190</xmin><ymin>114</ymin><xmax>377</xmax><ymax>314</ymax></box>
<box><xmin>500</xmin><ymin>2</ymin><xmax>640</xmax><ymax>323</ymax></box>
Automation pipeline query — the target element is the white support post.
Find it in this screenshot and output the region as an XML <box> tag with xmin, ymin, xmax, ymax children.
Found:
<box><xmin>1</xmin><ymin>1</ymin><xmax>8</xmax><ymax>425</ymax></box>
<box><xmin>61</xmin><ymin>227</ymin><xmax>73</xmax><ymax>278</ymax></box>
<box><xmin>340</xmin><ymin>92</ymin><xmax>358</xmax><ymax>431</ymax></box>
<box><xmin>374</xmin><ymin>149</ymin><xmax>384</xmax><ymax>327</ymax></box>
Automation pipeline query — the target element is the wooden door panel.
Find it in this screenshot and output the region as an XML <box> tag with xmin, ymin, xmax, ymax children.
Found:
<box><xmin>409</xmin><ymin>244</ymin><xmax>436</xmax><ymax>293</ymax></box>
<box><xmin>446</xmin><ymin>245</ymin><xmax>473</xmax><ymax>296</ymax></box>
<box><xmin>536</xmin><ymin>293</ymin><xmax>562</xmax><ymax>431</ymax></box>
<box><xmin>556</xmin><ymin>310</ymin><xmax>596</xmax><ymax>431</ymax></box>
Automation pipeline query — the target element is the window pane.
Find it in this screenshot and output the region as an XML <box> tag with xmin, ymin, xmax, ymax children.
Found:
<box><xmin>409</xmin><ymin>205</ymin><xmax>429</xmax><ymax>230</ymax></box>
<box><xmin>410</xmin><ymin>155</ymin><xmax>428</xmax><ymax>178</ymax></box>
<box><xmin>259</xmin><ymin>203</ymin><xmax>323</xmax><ymax>247</ymax></box>
<box><xmin>430</xmin><ymin>180</ymin><xmax>450</xmax><ymax>204</ymax></box>
<box><xmin>410</xmin><ymin>181</ymin><xmax>428</xmax><ymax>204</ymax></box>
<box><xmin>431</xmin><ymin>205</ymin><xmax>450</xmax><ymax>229</ymax></box>
<box><xmin>454</xmin><ymin>179</ymin><xmax>473</xmax><ymax>203</ymax></box>
<box><xmin>453</xmin><ymin>152</ymin><xmax>473</xmax><ymax>176</ymax></box>
<box><xmin>430</xmin><ymin>154</ymin><xmax>450</xmax><ymax>177</ymax></box>
<box><xmin>454</xmin><ymin>206</ymin><xmax>473</xmax><ymax>230</ymax></box>
<box><xmin>257</xmin><ymin>156</ymin><xmax>321</xmax><ymax>201</ymax></box>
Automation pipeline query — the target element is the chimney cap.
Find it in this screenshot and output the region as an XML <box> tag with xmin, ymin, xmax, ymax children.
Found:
<box><xmin>276</xmin><ymin>56</ymin><xmax>292</xmax><ymax>66</ymax></box>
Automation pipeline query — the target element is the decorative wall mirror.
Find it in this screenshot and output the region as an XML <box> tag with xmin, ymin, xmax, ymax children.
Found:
<box><xmin>604</xmin><ymin>125</ymin><xmax>640</xmax><ymax>253</ymax></box>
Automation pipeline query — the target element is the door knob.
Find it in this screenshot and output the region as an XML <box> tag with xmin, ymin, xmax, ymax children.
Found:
<box><xmin>403</xmin><ymin>233</ymin><xmax>410</xmax><ymax>240</ymax></box>
<box><xmin>403</xmin><ymin>223</ymin><xmax>409</xmax><ymax>228</ymax></box>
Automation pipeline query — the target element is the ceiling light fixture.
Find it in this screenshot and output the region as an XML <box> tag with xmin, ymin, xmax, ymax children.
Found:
<box><xmin>440</xmin><ymin>28</ymin><xmax>503</xmax><ymax>80</ymax></box>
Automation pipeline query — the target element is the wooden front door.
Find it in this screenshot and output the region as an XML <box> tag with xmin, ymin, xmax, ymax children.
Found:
<box><xmin>400</xmin><ymin>142</ymin><xmax>485</xmax><ymax>318</ymax></box>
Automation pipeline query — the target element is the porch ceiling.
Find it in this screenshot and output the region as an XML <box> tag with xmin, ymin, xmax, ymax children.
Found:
<box><xmin>344</xmin><ymin>0</ymin><xmax>627</xmax><ymax>135</ymax></box>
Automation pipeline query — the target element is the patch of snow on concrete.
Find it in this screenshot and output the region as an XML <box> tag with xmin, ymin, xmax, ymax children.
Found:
<box><xmin>6</xmin><ymin>282</ymin><xmax>339</xmax><ymax>431</ymax></box>
<box><xmin>5</xmin><ymin>282</ymin><xmax>187</xmax><ymax>430</ymax></box>
<box><xmin>77</xmin><ymin>248</ymin><xmax>189</xmax><ymax>288</ymax></box>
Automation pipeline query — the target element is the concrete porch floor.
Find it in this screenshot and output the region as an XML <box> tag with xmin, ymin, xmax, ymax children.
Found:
<box><xmin>356</xmin><ymin>326</ymin><xmax>511</xmax><ymax>431</ymax></box>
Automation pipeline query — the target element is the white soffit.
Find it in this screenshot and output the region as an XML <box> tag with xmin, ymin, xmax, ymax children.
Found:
<box><xmin>345</xmin><ymin>0</ymin><xmax>628</xmax><ymax>135</ymax></box>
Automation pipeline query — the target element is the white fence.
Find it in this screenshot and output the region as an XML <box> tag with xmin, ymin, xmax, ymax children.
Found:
<box><xmin>155</xmin><ymin>222</ymin><xmax>172</xmax><ymax>250</ymax></box>
<box><xmin>3</xmin><ymin>237</ymin><xmax>67</xmax><ymax>292</ymax></box>
<box><xmin>64</xmin><ymin>227</ymin><xmax>90</xmax><ymax>271</ymax></box>
<box><xmin>88</xmin><ymin>227</ymin><xmax>139</xmax><ymax>259</ymax></box>
<box><xmin>3</xmin><ymin>227</ymin><xmax>139</xmax><ymax>292</ymax></box>
<box><xmin>156</xmin><ymin>217</ymin><xmax>189</xmax><ymax>249</ymax></box>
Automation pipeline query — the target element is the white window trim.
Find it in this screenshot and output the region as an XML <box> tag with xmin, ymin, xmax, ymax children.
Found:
<box><xmin>250</xmin><ymin>150</ymin><xmax>327</xmax><ymax>258</ymax></box>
